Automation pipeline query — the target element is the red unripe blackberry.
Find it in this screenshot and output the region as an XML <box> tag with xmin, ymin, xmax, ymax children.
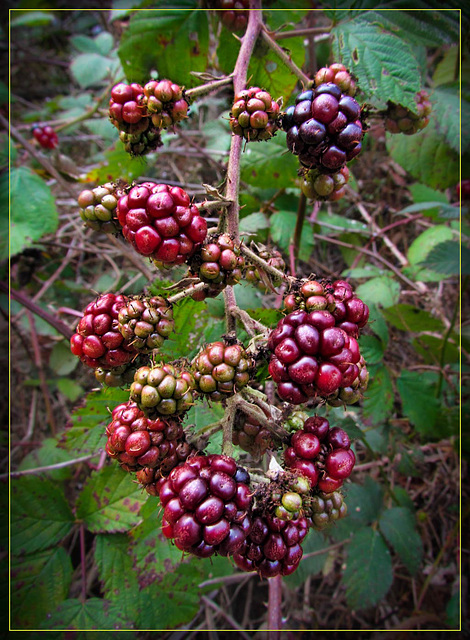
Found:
<box><xmin>233</xmin><ymin>510</ymin><xmax>309</xmax><ymax>577</ymax></box>
<box><xmin>207</xmin><ymin>0</ymin><xmax>250</xmax><ymax>32</ymax></box>
<box><xmin>230</xmin><ymin>86</ymin><xmax>280</xmax><ymax>141</ymax></box>
<box><xmin>315</xmin><ymin>63</ymin><xmax>357</xmax><ymax>96</ymax></box>
<box><xmin>130</xmin><ymin>362</ymin><xmax>196</xmax><ymax>416</ymax></box>
<box><xmin>117</xmin><ymin>295</ymin><xmax>175</xmax><ymax>352</ymax></box>
<box><xmin>70</xmin><ymin>293</ymin><xmax>138</xmax><ymax>370</ymax></box>
<box><xmin>188</xmin><ymin>233</ymin><xmax>244</xmax><ymax>294</ymax></box>
<box><xmin>282</xmin><ymin>84</ymin><xmax>364</xmax><ymax>172</ymax></box>
<box><xmin>143</xmin><ymin>79</ymin><xmax>189</xmax><ymax>129</ymax></box>
<box><xmin>244</xmin><ymin>246</ymin><xmax>286</xmax><ymax>289</ymax></box>
<box><xmin>32</xmin><ymin>124</ymin><xmax>59</xmax><ymax>149</ymax></box>
<box><xmin>191</xmin><ymin>340</ymin><xmax>253</xmax><ymax>401</ymax></box>
<box><xmin>117</xmin><ymin>182</ymin><xmax>207</xmax><ymax>266</ymax></box>
<box><xmin>385</xmin><ymin>90</ymin><xmax>432</xmax><ymax>135</ymax></box>
<box><xmin>109</xmin><ymin>82</ymin><xmax>147</xmax><ymax>132</ymax></box>
<box><xmin>457</xmin><ymin>179</ymin><xmax>470</xmax><ymax>201</ymax></box>
<box><xmin>300</xmin><ymin>165</ymin><xmax>350</xmax><ymax>202</ymax></box>
<box><xmin>156</xmin><ymin>454</ymin><xmax>253</xmax><ymax>557</ymax></box>
<box><xmin>77</xmin><ymin>181</ymin><xmax>127</xmax><ymax>234</ymax></box>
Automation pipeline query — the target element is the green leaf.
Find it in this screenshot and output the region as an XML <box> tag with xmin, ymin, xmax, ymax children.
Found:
<box><xmin>11</xmin><ymin>10</ymin><xmax>56</xmax><ymax>27</ymax></box>
<box><xmin>355</xmin><ymin>276</ymin><xmax>400</xmax><ymax>309</ymax></box>
<box><xmin>57</xmin><ymin>378</ymin><xmax>85</xmax><ymax>402</ymax></box>
<box><xmin>328</xmin><ymin>414</ymin><xmax>364</xmax><ymax>442</ymax></box>
<box><xmin>49</xmin><ymin>340</ymin><xmax>79</xmax><ymax>376</ymax></box>
<box><xmin>118</xmin><ymin>8</ymin><xmax>209</xmax><ymax>87</ymax></box>
<box><xmin>359</xmin><ymin>334</ymin><xmax>384</xmax><ymax>364</ymax></box>
<box><xmin>367</xmin><ymin>303</ymin><xmax>389</xmax><ymax>346</ymax></box>
<box><xmin>239</xmin><ymin>211</ymin><xmax>270</xmax><ymax>234</ymax></box>
<box><xmin>59</xmin><ymin>387</ymin><xmax>129</xmax><ymax>456</ymax></box>
<box><xmin>406</xmin><ymin>225</ymin><xmax>455</xmax><ymax>282</ymax></box>
<box><xmin>159</xmin><ymin>296</ymin><xmax>207</xmax><ymax>361</ymax></box>
<box><xmin>11</xmin><ymin>547</ymin><xmax>73</xmax><ymax>629</ymax></box>
<box><xmin>344</xmin><ymin>477</ymin><xmax>384</xmax><ymax>527</ymax></box>
<box><xmin>412</xmin><ymin>334</ymin><xmax>459</xmax><ymax>366</ymax></box>
<box><xmin>86</xmin><ymin>145</ymin><xmax>145</xmax><ymax>184</ymax></box>
<box><xmin>316</xmin><ymin>210</ymin><xmax>369</xmax><ymax>234</ymax></box>
<box><xmin>433</xmin><ymin>83</ymin><xmax>469</xmax><ymax>153</ymax></box>
<box><xmin>18</xmin><ymin>437</ymin><xmax>74</xmax><ymax>481</ymax></box>
<box><xmin>362</xmin><ymin>365</ymin><xmax>394</xmax><ymax>425</ymax></box>
<box><xmin>386</xmin><ymin>118</ymin><xmax>459</xmax><ymax>190</ymax></box>
<box><xmin>11</xmin><ymin>477</ymin><xmax>75</xmax><ymax>555</ymax></box>
<box><xmin>39</xmin><ymin>598</ymin><xmax>127</xmax><ymax>630</ymax></box>
<box><xmin>240</xmin><ymin>133</ymin><xmax>299</xmax><ymax>189</ymax></box>
<box><xmin>382</xmin><ymin>303</ymin><xmax>445</xmax><ymax>333</ymax></box>
<box><xmin>76</xmin><ymin>465</ymin><xmax>146</xmax><ymax>533</ymax></box>
<box><xmin>129</xmin><ymin>499</ymin><xmax>183</xmax><ymax>586</ymax></box>
<box><xmin>4</xmin><ymin>167</ymin><xmax>58</xmax><ymax>260</ymax></box>
<box><xmin>397</xmin><ymin>370</ymin><xmax>439</xmax><ymax>436</ymax></box>
<box><xmin>331</xmin><ymin>19</ymin><xmax>421</xmax><ymax>110</ymax></box>
<box><xmin>418</xmin><ymin>240</ymin><xmax>470</xmax><ymax>275</ymax></box>
<box><xmin>343</xmin><ymin>528</ymin><xmax>393</xmax><ymax>609</ymax></box>
<box><xmin>379</xmin><ymin>507</ymin><xmax>423</xmax><ymax>575</ymax></box>
<box><xmin>395</xmin><ymin>200</ymin><xmax>460</xmax><ymax>220</ymax></box>
<box><xmin>70</xmin><ymin>53</ymin><xmax>116</xmax><ymax>88</ymax></box>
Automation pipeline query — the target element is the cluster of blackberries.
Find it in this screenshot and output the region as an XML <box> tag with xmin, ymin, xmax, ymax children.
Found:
<box><xmin>385</xmin><ymin>90</ymin><xmax>432</xmax><ymax>135</ymax></box>
<box><xmin>32</xmin><ymin>124</ymin><xmax>59</xmax><ymax>149</ymax></box>
<box><xmin>230</xmin><ymin>86</ymin><xmax>280</xmax><ymax>142</ymax></box>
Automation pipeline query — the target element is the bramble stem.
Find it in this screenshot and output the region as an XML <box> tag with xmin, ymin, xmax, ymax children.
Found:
<box><xmin>239</xmin><ymin>244</ymin><xmax>288</xmax><ymax>282</ymax></box>
<box><xmin>167</xmin><ymin>281</ymin><xmax>206</xmax><ymax>304</ymax></box>
<box><xmin>260</xmin><ymin>27</ymin><xmax>312</xmax><ymax>87</ymax></box>
<box><xmin>268</xmin><ymin>575</ymin><xmax>282</xmax><ymax>637</ymax></box>
<box><xmin>185</xmin><ymin>76</ymin><xmax>234</xmax><ymax>100</ymax></box>
<box><xmin>293</xmin><ymin>191</ymin><xmax>307</xmax><ymax>260</ymax></box>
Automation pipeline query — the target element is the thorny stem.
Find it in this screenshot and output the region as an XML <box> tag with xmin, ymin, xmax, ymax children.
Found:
<box><xmin>260</xmin><ymin>27</ymin><xmax>312</xmax><ymax>88</ymax></box>
<box><xmin>272</xmin><ymin>26</ymin><xmax>332</xmax><ymax>40</ymax></box>
<box><xmin>168</xmin><ymin>281</ymin><xmax>206</xmax><ymax>304</ymax></box>
<box><xmin>435</xmin><ymin>276</ymin><xmax>465</xmax><ymax>397</ymax></box>
<box><xmin>5</xmin><ymin>455</ymin><xmax>96</xmax><ymax>479</ymax></box>
<box><xmin>195</xmin><ymin>199</ymin><xmax>233</xmax><ymax>213</ymax></box>
<box><xmin>268</xmin><ymin>575</ymin><xmax>282</xmax><ymax>637</ymax></box>
<box><xmin>80</xmin><ymin>524</ymin><xmax>87</xmax><ymax>602</ymax></box>
<box><xmin>293</xmin><ymin>191</ymin><xmax>307</xmax><ymax>260</ymax></box>
<box><xmin>185</xmin><ymin>76</ymin><xmax>234</xmax><ymax>100</ymax></box>
<box><xmin>224</xmin><ymin>286</ymin><xmax>238</xmax><ymax>334</ymax></box>
<box><xmin>230</xmin><ymin>307</ymin><xmax>270</xmax><ymax>338</ymax></box>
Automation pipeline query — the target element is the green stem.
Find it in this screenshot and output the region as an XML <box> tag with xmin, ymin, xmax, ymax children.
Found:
<box><xmin>260</xmin><ymin>27</ymin><xmax>312</xmax><ymax>87</ymax></box>
<box><xmin>239</xmin><ymin>244</ymin><xmax>289</xmax><ymax>282</ymax></box>
<box><xmin>185</xmin><ymin>76</ymin><xmax>234</xmax><ymax>101</ymax></box>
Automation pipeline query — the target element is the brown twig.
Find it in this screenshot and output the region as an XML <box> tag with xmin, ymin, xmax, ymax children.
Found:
<box><xmin>260</xmin><ymin>27</ymin><xmax>312</xmax><ymax>87</ymax></box>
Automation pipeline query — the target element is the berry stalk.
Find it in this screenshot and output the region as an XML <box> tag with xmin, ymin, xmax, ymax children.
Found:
<box><xmin>185</xmin><ymin>75</ymin><xmax>234</xmax><ymax>101</ymax></box>
<box><xmin>260</xmin><ymin>27</ymin><xmax>312</xmax><ymax>88</ymax></box>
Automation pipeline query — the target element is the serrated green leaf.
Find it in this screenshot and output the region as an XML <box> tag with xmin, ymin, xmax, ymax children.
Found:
<box><xmin>11</xmin><ymin>477</ymin><xmax>75</xmax><ymax>555</ymax></box>
<box><xmin>263</xmin><ymin>7</ymin><xmax>311</xmax><ymax>31</ymax></box>
<box><xmin>355</xmin><ymin>276</ymin><xmax>400</xmax><ymax>309</ymax></box>
<box><xmin>49</xmin><ymin>340</ymin><xmax>79</xmax><ymax>376</ymax></box>
<box><xmin>344</xmin><ymin>477</ymin><xmax>384</xmax><ymax>527</ymax></box>
<box><xmin>395</xmin><ymin>200</ymin><xmax>460</xmax><ymax>220</ymax></box>
<box><xmin>359</xmin><ymin>334</ymin><xmax>384</xmax><ymax>364</ymax></box>
<box><xmin>59</xmin><ymin>387</ymin><xmax>129</xmax><ymax>455</ymax></box>
<box><xmin>159</xmin><ymin>296</ymin><xmax>208</xmax><ymax>361</ymax></box>
<box><xmin>433</xmin><ymin>83</ymin><xmax>468</xmax><ymax>153</ymax></box>
<box><xmin>367</xmin><ymin>303</ymin><xmax>389</xmax><ymax>346</ymax></box>
<box><xmin>57</xmin><ymin>378</ymin><xmax>85</xmax><ymax>402</ymax></box>
<box><xmin>331</xmin><ymin>20</ymin><xmax>421</xmax><ymax>110</ymax></box>
<box><xmin>418</xmin><ymin>239</ymin><xmax>469</xmax><ymax>275</ymax></box>
<box><xmin>406</xmin><ymin>225</ymin><xmax>455</xmax><ymax>282</ymax></box>
<box><xmin>379</xmin><ymin>507</ymin><xmax>423</xmax><ymax>575</ymax></box>
<box><xmin>240</xmin><ymin>133</ymin><xmax>299</xmax><ymax>190</ymax></box>
<box><xmin>39</xmin><ymin>598</ymin><xmax>127</xmax><ymax>631</ymax></box>
<box><xmin>129</xmin><ymin>499</ymin><xmax>183</xmax><ymax>587</ymax></box>
<box><xmin>18</xmin><ymin>437</ymin><xmax>74</xmax><ymax>481</ymax></box>
<box><xmin>76</xmin><ymin>465</ymin><xmax>146</xmax><ymax>533</ymax></box>
<box><xmin>11</xmin><ymin>547</ymin><xmax>73</xmax><ymax>629</ymax></box>
<box><xmin>343</xmin><ymin>528</ymin><xmax>393</xmax><ymax>609</ymax></box>
<box><xmin>412</xmin><ymin>333</ymin><xmax>459</xmax><ymax>367</ymax></box>
<box><xmin>397</xmin><ymin>370</ymin><xmax>439</xmax><ymax>436</ymax></box>
<box><xmin>70</xmin><ymin>53</ymin><xmax>116</xmax><ymax>88</ymax></box>
<box><xmin>386</xmin><ymin>118</ymin><xmax>459</xmax><ymax>190</ymax></box>
<box><xmin>381</xmin><ymin>303</ymin><xmax>445</xmax><ymax>333</ymax></box>
<box><xmin>4</xmin><ymin>167</ymin><xmax>58</xmax><ymax>260</ymax></box>
<box><xmin>118</xmin><ymin>7</ymin><xmax>208</xmax><ymax>87</ymax></box>
<box><xmin>362</xmin><ymin>365</ymin><xmax>393</xmax><ymax>424</ymax></box>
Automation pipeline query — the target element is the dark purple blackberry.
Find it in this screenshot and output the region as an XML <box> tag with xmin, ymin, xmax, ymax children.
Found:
<box><xmin>282</xmin><ymin>83</ymin><xmax>364</xmax><ymax>173</ymax></box>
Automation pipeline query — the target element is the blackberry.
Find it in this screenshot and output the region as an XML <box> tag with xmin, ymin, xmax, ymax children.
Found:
<box><xmin>129</xmin><ymin>362</ymin><xmax>195</xmax><ymax>416</ymax></box>
<box><xmin>245</xmin><ymin>246</ymin><xmax>286</xmax><ymax>289</ymax></box>
<box><xmin>191</xmin><ymin>340</ymin><xmax>253</xmax><ymax>401</ymax></box>
<box><xmin>109</xmin><ymin>82</ymin><xmax>147</xmax><ymax>133</ymax></box>
<box><xmin>283</xmin><ymin>415</ymin><xmax>356</xmax><ymax>492</ymax></box>
<box><xmin>77</xmin><ymin>182</ymin><xmax>127</xmax><ymax>234</ymax></box>
<box><xmin>116</xmin><ymin>182</ymin><xmax>207</xmax><ymax>266</ymax></box>
<box><xmin>70</xmin><ymin>293</ymin><xmax>138</xmax><ymax>370</ymax></box>
<box><xmin>233</xmin><ymin>510</ymin><xmax>309</xmax><ymax>577</ymax></box>
<box><xmin>143</xmin><ymin>80</ymin><xmax>189</xmax><ymax>129</ymax></box>
<box><xmin>300</xmin><ymin>165</ymin><xmax>350</xmax><ymax>202</ymax></box>
<box><xmin>267</xmin><ymin>309</ymin><xmax>367</xmax><ymax>404</ymax></box>
<box><xmin>282</xmin><ymin>83</ymin><xmax>364</xmax><ymax>172</ymax></box>
<box><xmin>188</xmin><ymin>233</ymin><xmax>244</xmax><ymax>295</ymax></box>
<box><xmin>207</xmin><ymin>0</ymin><xmax>250</xmax><ymax>32</ymax></box>
<box><xmin>158</xmin><ymin>455</ymin><xmax>253</xmax><ymax>557</ymax></box>
<box><xmin>230</xmin><ymin>86</ymin><xmax>280</xmax><ymax>141</ymax></box>
<box><xmin>385</xmin><ymin>90</ymin><xmax>432</xmax><ymax>135</ymax></box>
<box><xmin>32</xmin><ymin>124</ymin><xmax>58</xmax><ymax>149</ymax></box>
<box><xmin>105</xmin><ymin>400</ymin><xmax>195</xmax><ymax>473</ymax></box>
<box><xmin>310</xmin><ymin>490</ymin><xmax>348</xmax><ymax>530</ymax></box>
<box><xmin>119</xmin><ymin>124</ymin><xmax>163</xmax><ymax>157</ymax></box>
<box><xmin>94</xmin><ymin>355</ymin><xmax>146</xmax><ymax>388</ymax></box>
<box><xmin>315</xmin><ymin>63</ymin><xmax>357</xmax><ymax>97</ymax></box>
<box><xmin>232</xmin><ymin>406</ymin><xmax>282</xmax><ymax>460</ymax></box>
<box><xmin>117</xmin><ymin>295</ymin><xmax>175</xmax><ymax>352</ymax></box>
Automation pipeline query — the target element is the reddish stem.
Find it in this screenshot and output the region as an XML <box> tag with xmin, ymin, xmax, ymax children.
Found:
<box><xmin>268</xmin><ymin>574</ymin><xmax>282</xmax><ymax>637</ymax></box>
<box><xmin>80</xmin><ymin>524</ymin><xmax>87</xmax><ymax>602</ymax></box>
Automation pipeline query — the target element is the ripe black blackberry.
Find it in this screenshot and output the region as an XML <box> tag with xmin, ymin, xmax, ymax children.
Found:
<box><xmin>282</xmin><ymin>83</ymin><xmax>364</xmax><ymax>172</ymax></box>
